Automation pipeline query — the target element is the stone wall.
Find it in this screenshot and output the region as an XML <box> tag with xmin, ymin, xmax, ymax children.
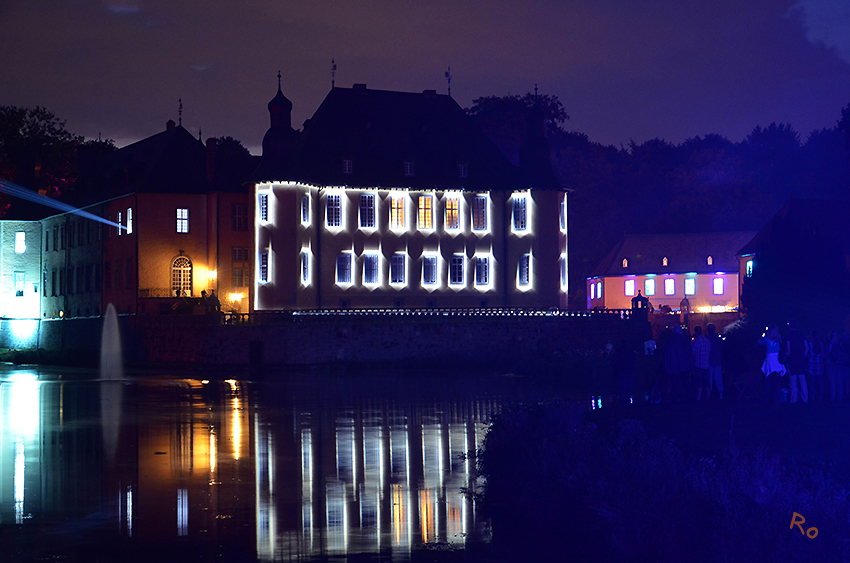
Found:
<box><xmin>3</xmin><ymin>312</ymin><xmax>642</xmax><ymax>369</ymax></box>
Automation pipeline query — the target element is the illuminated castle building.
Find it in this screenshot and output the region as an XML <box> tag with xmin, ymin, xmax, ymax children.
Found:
<box><xmin>587</xmin><ymin>232</ymin><xmax>756</xmax><ymax>313</ymax></box>
<box><xmin>252</xmin><ymin>82</ymin><xmax>569</xmax><ymax>310</ymax></box>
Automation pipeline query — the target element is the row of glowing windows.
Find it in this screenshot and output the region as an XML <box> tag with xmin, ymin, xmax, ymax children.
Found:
<box><xmin>329</xmin><ymin>252</ymin><xmax>508</xmax><ymax>288</ymax></box>
<box><xmin>256</xmin><ymin>192</ymin><xmax>549</xmax><ymax>233</ymax></box>
<box><xmin>590</xmin><ymin>277</ymin><xmax>726</xmax><ymax>299</ymax></box>
<box><xmin>319</xmin><ymin>194</ymin><xmax>512</xmax><ymax>232</ymax></box>
<box><xmin>622</xmin><ymin>255</ymin><xmax>715</xmax><ymax>268</ymax></box>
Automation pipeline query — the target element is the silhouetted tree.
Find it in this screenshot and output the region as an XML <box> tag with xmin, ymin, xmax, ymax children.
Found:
<box><xmin>211</xmin><ymin>136</ymin><xmax>255</xmax><ymax>191</ymax></box>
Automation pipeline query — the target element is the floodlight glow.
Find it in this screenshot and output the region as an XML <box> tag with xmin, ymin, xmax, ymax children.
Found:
<box><xmin>390</xmin><ymin>253</ymin><xmax>407</xmax><ymax>287</ymax></box>
<box><xmin>228</xmin><ymin>292</ymin><xmax>244</xmax><ymax>302</ymax></box>
<box><xmin>363</xmin><ymin>252</ymin><xmax>381</xmax><ymax>286</ymax></box>
<box><xmin>516</xmin><ymin>252</ymin><xmax>532</xmax><ymax>292</ymax></box>
<box><xmin>511</xmin><ymin>193</ymin><xmax>530</xmax><ymax>235</ymax></box>
<box><xmin>325</xmin><ymin>189</ymin><xmax>345</xmax><ymax>231</ymax></box>
<box><xmin>421</xmin><ymin>253</ymin><xmax>440</xmax><ymax>289</ymax></box>
<box><xmin>0</xmin><ymin>178</ymin><xmax>124</xmax><ymax>229</ymax></box>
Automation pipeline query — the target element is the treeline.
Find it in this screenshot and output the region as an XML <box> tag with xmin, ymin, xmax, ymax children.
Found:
<box><xmin>467</xmin><ymin>95</ymin><xmax>850</xmax><ymax>308</ymax></box>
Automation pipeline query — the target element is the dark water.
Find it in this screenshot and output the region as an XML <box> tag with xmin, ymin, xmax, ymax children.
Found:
<box><xmin>0</xmin><ymin>365</ymin><xmax>567</xmax><ymax>562</ymax></box>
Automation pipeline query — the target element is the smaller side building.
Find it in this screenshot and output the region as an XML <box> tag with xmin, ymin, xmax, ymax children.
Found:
<box><xmin>588</xmin><ymin>232</ymin><xmax>756</xmax><ymax>313</ymax></box>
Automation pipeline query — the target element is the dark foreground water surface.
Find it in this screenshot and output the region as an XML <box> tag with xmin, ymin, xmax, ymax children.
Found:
<box><xmin>0</xmin><ymin>365</ymin><xmax>568</xmax><ymax>562</ymax></box>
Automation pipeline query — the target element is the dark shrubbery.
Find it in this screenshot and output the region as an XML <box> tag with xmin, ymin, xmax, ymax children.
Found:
<box><xmin>478</xmin><ymin>403</ymin><xmax>850</xmax><ymax>562</ymax></box>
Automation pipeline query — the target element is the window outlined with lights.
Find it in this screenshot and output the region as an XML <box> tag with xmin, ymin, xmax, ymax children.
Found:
<box><xmin>418</xmin><ymin>195</ymin><xmax>433</xmax><ymax>230</ymax></box>
<box><xmin>363</xmin><ymin>253</ymin><xmax>380</xmax><ymax>286</ymax></box>
<box><xmin>258</xmin><ymin>193</ymin><xmax>269</xmax><ymax>222</ymax></box>
<box><xmin>445</xmin><ymin>196</ymin><xmax>460</xmax><ymax>230</ymax></box>
<box><xmin>326</xmin><ymin>193</ymin><xmax>342</xmax><ymax>229</ymax></box>
<box><xmin>301</xmin><ymin>250</ymin><xmax>310</xmax><ymax>286</ymax></box>
<box><xmin>449</xmin><ymin>255</ymin><xmax>464</xmax><ymax>286</ymax></box>
<box><xmin>258</xmin><ymin>250</ymin><xmax>269</xmax><ymax>284</ymax></box>
<box><xmin>336</xmin><ymin>252</ymin><xmax>353</xmax><ymax>286</ymax></box>
<box><xmin>512</xmin><ymin>194</ymin><xmax>528</xmax><ymax>232</ymax></box>
<box><xmin>390</xmin><ymin>253</ymin><xmax>406</xmax><ymax>286</ymax></box>
<box><xmin>390</xmin><ymin>195</ymin><xmax>406</xmax><ymax>230</ymax></box>
<box><xmin>518</xmin><ymin>253</ymin><xmax>531</xmax><ymax>289</ymax></box>
<box><xmin>475</xmin><ymin>254</ymin><xmax>491</xmax><ymax>290</ymax></box>
<box><xmin>360</xmin><ymin>193</ymin><xmax>376</xmax><ymax>229</ymax></box>
<box><xmin>472</xmin><ymin>195</ymin><xmax>488</xmax><ymax>232</ymax></box>
<box><xmin>422</xmin><ymin>254</ymin><xmax>438</xmax><ymax>287</ymax></box>
<box><xmin>301</xmin><ymin>194</ymin><xmax>311</xmax><ymax>226</ymax></box>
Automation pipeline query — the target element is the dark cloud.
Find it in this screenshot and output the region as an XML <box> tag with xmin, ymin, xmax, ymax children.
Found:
<box><xmin>2</xmin><ymin>0</ymin><xmax>849</xmax><ymax>154</ymax></box>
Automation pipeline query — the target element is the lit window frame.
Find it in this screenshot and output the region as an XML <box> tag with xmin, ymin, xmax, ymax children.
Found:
<box><xmin>422</xmin><ymin>254</ymin><xmax>438</xmax><ymax>286</ymax></box>
<box><xmin>363</xmin><ymin>253</ymin><xmax>380</xmax><ymax>286</ymax></box>
<box><xmin>14</xmin><ymin>231</ymin><xmax>25</xmax><ymax>254</ymax></box>
<box><xmin>390</xmin><ymin>195</ymin><xmax>406</xmax><ymax>230</ymax></box>
<box><xmin>664</xmin><ymin>278</ymin><xmax>675</xmax><ymax>296</ymax></box>
<box><xmin>475</xmin><ymin>254</ymin><xmax>491</xmax><ymax>290</ymax></box>
<box><xmin>258</xmin><ymin>193</ymin><xmax>269</xmax><ymax>222</ymax></box>
<box><xmin>326</xmin><ymin>193</ymin><xmax>342</xmax><ymax>229</ymax></box>
<box><xmin>684</xmin><ymin>278</ymin><xmax>696</xmax><ymax>296</ymax></box>
<box><xmin>518</xmin><ymin>253</ymin><xmax>531</xmax><ymax>288</ymax></box>
<box><xmin>644</xmin><ymin>278</ymin><xmax>656</xmax><ymax>296</ymax></box>
<box><xmin>126</xmin><ymin>208</ymin><xmax>133</xmax><ymax>235</ymax></box>
<box><xmin>472</xmin><ymin>195</ymin><xmax>488</xmax><ymax>232</ymax></box>
<box><xmin>445</xmin><ymin>196</ymin><xmax>460</xmax><ymax>230</ymax></box>
<box><xmin>511</xmin><ymin>194</ymin><xmax>528</xmax><ymax>232</ymax></box>
<box><xmin>176</xmin><ymin>208</ymin><xmax>189</xmax><ymax>234</ymax></box>
<box><xmin>449</xmin><ymin>255</ymin><xmax>465</xmax><ymax>286</ymax></box>
<box><xmin>336</xmin><ymin>252</ymin><xmax>353</xmax><ymax>286</ymax></box>
<box><xmin>625</xmin><ymin>279</ymin><xmax>636</xmax><ymax>296</ymax></box>
<box><xmin>301</xmin><ymin>194</ymin><xmax>311</xmax><ymax>226</ymax></box>
<box><xmin>301</xmin><ymin>251</ymin><xmax>310</xmax><ymax>286</ymax></box>
<box><xmin>390</xmin><ymin>253</ymin><xmax>406</xmax><ymax>286</ymax></box>
<box><xmin>746</xmin><ymin>260</ymin><xmax>754</xmax><ymax>277</ymax></box>
<box><xmin>418</xmin><ymin>195</ymin><xmax>433</xmax><ymax>230</ymax></box>
<box><xmin>360</xmin><ymin>193</ymin><xmax>376</xmax><ymax>229</ymax></box>
<box><xmin>713</xmin><ymin>277</ymin><xmax>724</xmax><ymax>295</ymax></box>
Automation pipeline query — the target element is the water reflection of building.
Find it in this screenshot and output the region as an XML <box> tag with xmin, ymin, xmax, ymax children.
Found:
<box><xmin>252</xmin><ymin>399</ymin><xmax>494</xmax><ymax>561</ymax></box>
<box><xmin>0</xmin><ymin>375</ymin><xmax>495</xmax><ymax>560</ymax></box>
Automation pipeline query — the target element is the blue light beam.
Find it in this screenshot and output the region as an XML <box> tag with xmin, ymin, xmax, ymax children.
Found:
<box><xmin>0</xmin><ymin>178</ymin><xmax>124</xmax><ymax>229</ymax></box>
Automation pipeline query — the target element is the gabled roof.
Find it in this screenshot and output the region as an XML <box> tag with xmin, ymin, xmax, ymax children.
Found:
<box><xmin>737</xmin><ymin>198</ymin><xmax>850</xmax><ymax>257</ymax></box>
<box><xmin>591</xmin><ymin>231</ymin><xmax>758</xmax><ymax>278</ymax></box>
<box><xmin>107</xmin><ymin>125</ymin><xmax>207</xmax><ymax>195</ymax></box>
<box><xmin>293</xmin><ymin>86</ymin><xmax>517</xmax><ymax>190</ymax></box>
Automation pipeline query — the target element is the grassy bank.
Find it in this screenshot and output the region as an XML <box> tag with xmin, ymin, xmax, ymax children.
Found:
<box><xmin>478</xmin><ymin>400</ymin><xmax>850</xmax><ymax>562</ymax></box>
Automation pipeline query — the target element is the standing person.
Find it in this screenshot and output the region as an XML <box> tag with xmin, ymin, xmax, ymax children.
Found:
<box><xmin>663</xmin><ymin>325</ymin><xmax>692</xmax><ymax>402</ymax></box>
<box><xmin>785</xmin><ymin>320</ymin><xmax>808</xmax><ymax>403</ymax></box>
<box><xmin>707</xmin><ymin>324</ymin><xmax>723</xmax><ymax>400</ymax></box>
<box><xmin>759</xmin><ymin>326</ymin><xmax>785</xmax><ymax>404</ymax></box>
<box><xmin>807</xmin><ymin>331</ymin><xmax>825</xmax><ymax>402</ymax></box>
<box><xmin>679</xmin><ymin>297</ymin><xmax>690</xmax><ymax>327</ymax></box>
<box><xmin>692</xmin><ymin>325</ymin><xmax>711</xmax><ymax>401</ymax></box>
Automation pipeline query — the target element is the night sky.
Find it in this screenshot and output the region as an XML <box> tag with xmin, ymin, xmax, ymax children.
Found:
<box><xmin>3</xmin><ymin>1</ymin><xmax>850</xmax><ymax>153</ymax></box>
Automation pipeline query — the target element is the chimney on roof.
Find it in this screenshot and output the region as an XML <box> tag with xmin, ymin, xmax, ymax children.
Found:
<box><xmin>422</xmin><ymin>89</ymin><xmax>437</xmax><ymax>97</ymax></box>
<box><xmin>166</xmin><ymin>119</ymin><xmax>176</xmax><ymax>131</ymax></box>
<box><xmin>353</xmin><ymin>83</ymin><xmax>367</xmax><ymax>90</ymax></box>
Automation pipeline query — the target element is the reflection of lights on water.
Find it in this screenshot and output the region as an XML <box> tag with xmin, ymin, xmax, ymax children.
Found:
<box><xmin>210</xmin><ymin>430</ymin><xmax>217</xmax><ymax>474</ymax></box>
<box><xmin>14</xmin><ymin>441</ymin><xmax>24</xmax><ymax>524</ymax></box>
<box><xmin>232</xmin><ymin>396</ymin><xmax>242</xmax><ymax>460</ymax></box>
<box><xmin>120</xmin><ymin>485</ymin><xmax>134</xmax><ymax>537</ymax></box>
<box><xmin>177</xmin><ymin>488</ymin><xmax>188</xmax><ymax>536</ymax></box>
<box><xmin>590</xmin><ymin>396</ymin><xmax>603</xmax><ymax>410</ymax></box>
<box><xmin>392</xmin><ymin>484</ymin><xmax>411</xmax><ymax>549</ymax></box>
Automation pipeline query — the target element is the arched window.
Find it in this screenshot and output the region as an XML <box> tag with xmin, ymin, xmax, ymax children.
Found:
<box><xmin>662</xmin><ymin>257</ymin><xmax>668</xmax><ymax>266</ymax></box>
<box><xmin>622</xmin><ymin>258</ymin><xmax>628</xmax><ymax>268</ymax></box>
<box><xmin>707</xmin><ymin>255</ymin><xmax>713</xmax><ymax>265</ymax></box>
<box><xmin>171</xmin><ymin>256</ymin><xmax>193</xmax><ymax>297</ymax></box>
